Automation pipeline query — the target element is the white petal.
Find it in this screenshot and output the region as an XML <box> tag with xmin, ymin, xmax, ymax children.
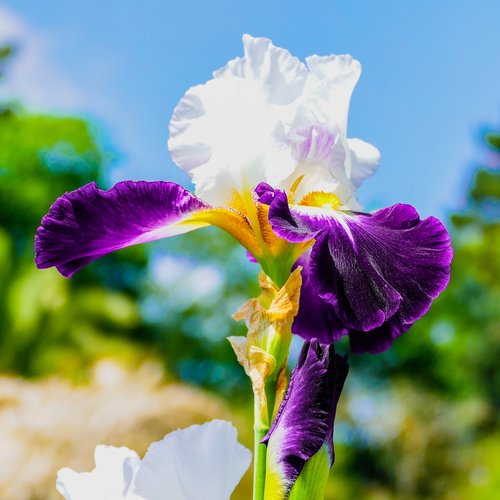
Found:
<box><xmin>168</xmin><ymin>35</ymin><xmax>308</xmax><ymax>205</ymax></box>
<box><xmin>285</xmin><ymin>55</ymin><xmax>364</xmax><ymax>195</ymax></box>
<box><xmin>133</xmin><ymin>420</ymin><xmax>251</xmax><ymax>500</ymax></box>
<box><xmin>348</xmin><ymin>138</ymin><xmax>381</xmax><ymax>187</ymax></box>
<box><xmin>214</xmin><ymin>34</ymin><xmax>308</xmax><ymax>105</ymax></box>
<box><xmin>56</xmin><ymin>446</ymin><xmax>141</xmax><ymax>500</ymax></box>
<box><xmin>304</xmin><ymin>54</ymin><xmax>361</xmax><ymax>129</ymax></box>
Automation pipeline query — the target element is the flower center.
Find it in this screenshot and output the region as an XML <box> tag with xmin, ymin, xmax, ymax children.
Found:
<box><xmin>298</xmin><ymin>191</ymin><xmax>342</xmax><ymax>210</ymax></box>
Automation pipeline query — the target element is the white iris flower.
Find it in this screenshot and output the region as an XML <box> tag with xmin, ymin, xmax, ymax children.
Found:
<box><xmin>56</xmin><ymin>420</ymin><xmax>251</xmax><ymax>500</ymax></box>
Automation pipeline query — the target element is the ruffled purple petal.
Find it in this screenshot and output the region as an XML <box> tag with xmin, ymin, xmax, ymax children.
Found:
<box><xmin>309</xmin><ymin>205</ymin><xmax>452</xmax><ymax>331</ymax></box>
<box><xmin>294</xmin><ymin>259</ymin><xmax>412</xmax><ymax>353</ymax></box>
<box><xmin>292</xmin><ymin>256</ymin><xmax>348</xmax><ymax>344</ymax></box>
<box><xmin>348</xmin><ymin>318</ymin><xmax>412</xmax><ymax>354</ymax></box>
<box><xmin>35</xmin><ymin>181</ymin><xmax>209</xmax><ymax>277</ymax></box>
<box><xmin>262</xmin><ymin>340</ymin><xmax>348</xmax><ymax>489</ymax></box>
<box><xmin>260</xmin><ymin>187</ymin><xmax>452</xmax><ymax>339</ymax></box>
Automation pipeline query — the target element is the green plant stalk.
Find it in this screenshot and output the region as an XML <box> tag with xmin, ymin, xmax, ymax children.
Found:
<box><xmin>253</xmin><ymin>425</ymin><xmax>268</xmax><ymax>500</ymax></box>
<box><xmin>253</xmin><ymin>363</ymin><xmax>287</xmax><ymax>500</ymax></box>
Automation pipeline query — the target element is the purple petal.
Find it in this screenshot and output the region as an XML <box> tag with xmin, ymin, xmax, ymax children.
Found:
<box><xmin>261</xmin><ymin>188</ymin><xmax>452</xmax><ymax>336</ymax></box>
<box><xmin>262</xmin><ymin>340</ymin><xmax>348</xmax><ymax>489</ymax></box>
<box><xmin>309</xmin><ymin>206</ymin><xmax>452</xmax><ymax>331</ymax></box>
<box><xmin>255</xmin><ymin>182</ymin><xmax>276</xmax><ymax>205</ymax></box>
<box><xmin>245</xmin><ymin>250</ymin><xmax>258</xmax><ymax>263</ymax></box>
<box><xmin>292</xmin><ymin>256</ymin><xmax>348</xmax><ymax>344</ymax></box>
<box><xmin>259</xmin><ymin>186</ymin><xmax>316</xmax><ymax>243</ymax></box>
<box><xmin>35</xmin><ymin>181</ymin><xmax>209</xmax><ymax>277</ymax></box>
<box><xmin>294</xmin><ymin>258</ymin><xmax>412</xmax><ymax>353</ymax></box>
<box><xmin>348</xmin><ymin>318</ymin><xmax>412</xmax><ymax>354</ymax></box>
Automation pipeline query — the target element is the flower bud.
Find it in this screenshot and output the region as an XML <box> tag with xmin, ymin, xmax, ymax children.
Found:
<box><xmin>261</xmin><ymin>340</ymin><xmax>348</xmax><ymax>499</ymax></box>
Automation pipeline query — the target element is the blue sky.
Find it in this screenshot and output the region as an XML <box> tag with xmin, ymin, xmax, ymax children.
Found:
<box><xmin>2</xmin><ymin>0</ymin><xmax>499</xmax><ymax>218</ymax></box>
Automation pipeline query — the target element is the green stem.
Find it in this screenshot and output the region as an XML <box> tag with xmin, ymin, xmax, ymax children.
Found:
<box><xmin>253</xmin><ymin>425</ymin><xmax>268</xmax><ymax>500</ymax></box>
<box><xmin>253</xmin><ymin>376</ymin><xmax>280</xmax><ymax>500</ymax></box>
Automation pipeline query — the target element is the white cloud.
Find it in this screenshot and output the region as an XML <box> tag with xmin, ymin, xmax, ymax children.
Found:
<box><xmin>0</xmin><ymin>4</ymin><xmax>84</xmax><ymax>111</ymax></box>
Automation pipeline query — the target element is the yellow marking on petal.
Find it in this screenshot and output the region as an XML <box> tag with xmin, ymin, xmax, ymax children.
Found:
<box><xmin>188</xmin><ymin>185</ymin><xmax>313</xmax><ymax>283</ymax></box>
<box><xmin>183</xmin><ymin>207</ymin><xmax>263</xmax><ymax>258</ymax></box>
<box><xmin>299</xmin><ymin>191</ymin><xmax>341</xmax><ymax>210</ymax></box>
<box><xmin>227</xmin><ymin>189</ymin><xmax>248</xmax><ymax>216</ymax></box>
<box><xmin>290</xmin><ymin>175</ymin><xmax>305</xmax><ymax>194</ymax></box>
<box><xmin>289</xmin><ymin>174</ymin><xmax>305</xmax><ymax>203</ymax></box>
<box><xmin>257</xmin><ymin>203</ymin><xmax>288</xmax><ymax>254</ymax></box>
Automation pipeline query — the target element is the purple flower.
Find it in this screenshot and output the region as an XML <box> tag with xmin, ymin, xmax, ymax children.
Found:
<box><xmin>256</xmin><ymin>184</ymin><xmax>453</xmax><ymax>353</ymax></box>
<box><xmin>261</xmin><ymin>340</ymin><xmax>348</xmax><ymax>497</ymax></box>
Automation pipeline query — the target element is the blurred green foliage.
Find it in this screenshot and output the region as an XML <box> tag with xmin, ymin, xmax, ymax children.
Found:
<box><xmin>0</xmin><ymin>45</ymin><xmax>499</xmax><ymax>498</ymax></box>
<box><xmin>0</xmin><ymin>46</ymin><xmax>153</xmax><ymax>380</ymax></box>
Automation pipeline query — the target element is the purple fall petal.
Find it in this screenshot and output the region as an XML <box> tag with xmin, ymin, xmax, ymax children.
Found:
<box><xmin>258</xmin><ymin>186</ymin><xmax>452</xmax><ymax>351</ymax></box>
<box><xmin>262</xmin><ymin>340</ymin><xmax>348</xmax><ymax>488</ymax></box>
<box><xmin>35</xmin><ymin>181</ymin><xmax>209</xmax><ymax>277</ymax></box>
<box><xmin>348</xmin><ymin>318</ymin><xmax>413</xmax><ymax>354</ymax></box>
<box><xmin>305</xmin><ymin>205</ymin><xmax>452</xmax><ymax>331</ymax></box>
<box><xmin>292</xmin><ymin>256</ymin><xmax>348</xmax><ymax>344</ymax></box>
<box><xmin>295</xmin><ymin>260</ymin><xmax>412</xmax><ymax>353</ymax></box>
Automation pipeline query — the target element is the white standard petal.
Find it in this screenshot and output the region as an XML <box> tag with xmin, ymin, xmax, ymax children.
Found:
<box><xmin>168</xmin><ymin>35</ymin><xmax>308</xmax><ymax>206</ymax></box>
<box><xmin>282</xmin><ymin>54</ymin><xmax>365</xmax><ymax>202</ymax></box>
<box><xmin>214</xmin><ymin>34</ymin><xmax>308</xmax><ymax>104</ymax></box>
<box><xmin>133</xmin><ymin>420</ymin><xmax>251</xmax><ymax>500</ymax></box>
<box><xmin>348</xmin><ymin>138</ymin><xmax>381</xmax><ymax>187</ymax></box>
<box><xmin>56</xmin><ymin>446</ymin><xmax>142</xmax><ymax>500</ymax></box>
<box><xmin>303</xmin><ymin>54</ymin><xmax>361</xmax><ymax>130</ymax></box>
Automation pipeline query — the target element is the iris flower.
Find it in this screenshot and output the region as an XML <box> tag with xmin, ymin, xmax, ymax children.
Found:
<box><xmin>56</xmin><ymin>420</ymin><xmax>251</xmax><ymax>500</ymax></box>
<box><xmin>36</xmin><ymin>34</ymin><xmax>451</xmax><ymax>353</ymax></box>
<box><xmin>35</xmin><ymin>35</ymin><xmax>453</xmax><ymax>499</ymax></box>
